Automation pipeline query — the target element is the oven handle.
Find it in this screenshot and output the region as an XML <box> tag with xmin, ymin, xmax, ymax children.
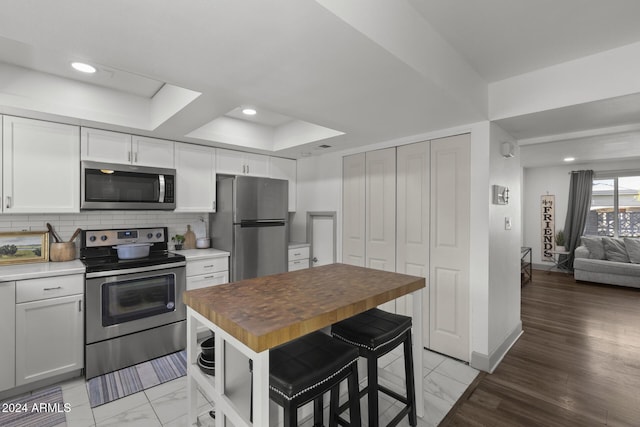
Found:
<box><xmin>85</xmin><ymin>261</ymin><xmax>186</xmax><ymax>278</ymax></box>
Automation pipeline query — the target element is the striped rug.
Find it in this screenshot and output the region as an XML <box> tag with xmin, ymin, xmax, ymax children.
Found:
<box><xmin>0</xmin><ymin>386</ymin><xmax>66</xmax><ymax>427</ymax></box>
<box><xmin>87</xmin><ymin>350</ymin><xmax>187</xmax><ymax>408</ymax></box>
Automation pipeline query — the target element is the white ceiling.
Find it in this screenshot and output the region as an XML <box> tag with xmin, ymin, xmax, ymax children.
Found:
<box><xmin>0</xmin><ymin>0</ymin><xmax>640</xmax><ymax>164</ymax></box>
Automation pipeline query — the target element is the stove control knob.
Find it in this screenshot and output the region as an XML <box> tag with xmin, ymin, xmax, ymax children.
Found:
<box><xmin>147</xmin><ymin>233</ymin><xmax>153</xmax><ymax>239</ymax></box>
<box><xmin>89</xmin><ymin>235</ymin><xmax>96</xmax><ymax>242</ymax></box>
<box><xmin>156</xmin><ymin>232</ymin><xmax>162</xmax><ymax>239</ymax></box>
<box><xmin>100</xmin><ymin>235</ymin><xmax>108</xmax><ymax>241</ymax></box>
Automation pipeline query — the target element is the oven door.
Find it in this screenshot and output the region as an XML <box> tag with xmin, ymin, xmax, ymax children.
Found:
<box><xmin>86</xmin><ymin>265</ymin><xmax>186</xmax><ymax>344</ymax></box>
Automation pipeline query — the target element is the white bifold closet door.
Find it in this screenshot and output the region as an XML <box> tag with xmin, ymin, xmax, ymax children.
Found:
<box><xmin>396</xmin><ymin>141</ymin><xmax>430</xmax><ymax>346</ymax></box>
<box><xmin>429</xmin><ymin>134</ymin><xmax>470</xmax><ymax>362</ymax></box>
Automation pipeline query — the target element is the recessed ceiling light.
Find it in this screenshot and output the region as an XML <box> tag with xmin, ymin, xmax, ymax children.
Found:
<box><xmin>71</xmin><ymin>62</ymin><xmax>97</xmax><ymax>74</ymax></box>
<box><xmin>242</xmin><ymin>107</ymin><xmax>257</xmax><ymax>116</ymax></box>
<box><xmin>564</xmin><ymin>157</ymin><xmax>575</xmax><ymax>162</ymax></box>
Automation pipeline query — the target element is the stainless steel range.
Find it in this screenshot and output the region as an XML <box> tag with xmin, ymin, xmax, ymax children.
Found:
<box><xmin>81</xmin><ymin>227</ymin><xmax>186</xmax><ymax>379</ymax></box>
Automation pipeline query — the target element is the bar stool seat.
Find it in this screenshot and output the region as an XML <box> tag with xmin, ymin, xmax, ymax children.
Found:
<box><xmin>270</xmin><ymin>331</ymin><xmax>362</xmax><ymax>427</ymax></box>
<box><xmin>332</xmin><ymin>308</ymin><xmax>416</xmax><ymax>427</ymax></box>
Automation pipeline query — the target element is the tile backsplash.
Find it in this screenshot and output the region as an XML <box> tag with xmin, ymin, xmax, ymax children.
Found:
<box><xmin>0</xmin><ymin>211</ymin><xmax>208</xmax><ymax>256</ymax></box>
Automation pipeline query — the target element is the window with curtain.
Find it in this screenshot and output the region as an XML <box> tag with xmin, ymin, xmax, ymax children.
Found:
<box><xmin>585</xmin><ymin>174</ymin><xmax>640</xmax><ymax>237</ymax></box>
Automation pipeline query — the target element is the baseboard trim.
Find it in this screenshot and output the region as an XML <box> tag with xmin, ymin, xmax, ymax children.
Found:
<box><xmin>470</xmin><ymin>321</ymin><xmax>523</xmax><ymax>373</ymax></box>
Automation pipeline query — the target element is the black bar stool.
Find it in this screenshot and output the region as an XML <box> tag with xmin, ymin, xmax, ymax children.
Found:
<box><xmin>270</xmin><ymin>331</ymin><xmax>362</xmax><ymax>427</ymax></box>
<box><xmin>332</xmin><ymin>308</ymin><xmax>416</xmax><ymax>427</ymax></box>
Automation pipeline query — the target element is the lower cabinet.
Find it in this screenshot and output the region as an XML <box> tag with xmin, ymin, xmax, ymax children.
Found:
<box><xmin>15</xmin><ymin>294</ymin><xmax>84</xmax><ymax>386</ymax></box>
<box><xmin>288</xmin><ymin>244</ymin><xmax>310</xmax><ymax>271</ymax></box>
<box><xmin>185</xmin><ymin>252</ymin><xmax>230</xmax><ymax>335</ymax></box>
<box><xmin>0</xmin><ymin>281</ymin><xmax>15</xmax><ymax>392</ymax></box>
<box><xmin>14</xmin><ymin>274</ymin><xmax>84</xmax><ymax>387</ymax></box>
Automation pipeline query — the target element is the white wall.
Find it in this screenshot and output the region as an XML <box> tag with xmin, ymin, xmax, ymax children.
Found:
<box><xmin>487</xmin><ymin>124</ymin><xmax>522</xmax><ymax>359</ymax></box>
<box><xmin>290</xmin><ymin>153</ymin><xmax>343</xmax><ymax>257</ymax></box>
<box><xmin>523</xmin><ymin>158</ymin><xmax>640</xmax><ymax>267</ymax></box>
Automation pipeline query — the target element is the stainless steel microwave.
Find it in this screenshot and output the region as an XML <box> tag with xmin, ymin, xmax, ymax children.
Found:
<box><xmin>81</xmin><ymin>161</ymin><xmax>176</xmax><ymax>210</ymax></box>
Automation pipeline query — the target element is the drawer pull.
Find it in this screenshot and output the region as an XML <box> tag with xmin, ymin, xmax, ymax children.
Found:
<box><xmin>203</xmin><ymin>265</ymin><xmax>214</xmax><ymax>268</ymax></box>
<box><xmin>203</xmin><ymin>275</ymin><xmax>215</xmax><ymax>279</ymax></box>
<box><xmin>43</xmin><ymin>286</ymin><xmax>62</xmax><ymax>291</ymax></box>
<box><xmin>293</xmin><ymin>252</ymin><xmax>301</xmax><ymax>256</ymax></box>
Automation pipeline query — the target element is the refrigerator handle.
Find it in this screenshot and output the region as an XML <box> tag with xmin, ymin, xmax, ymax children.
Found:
<box><xmin>239</xmin><ymin>220</ymin><xmax>286</xmax><ymax>228</ymax></box>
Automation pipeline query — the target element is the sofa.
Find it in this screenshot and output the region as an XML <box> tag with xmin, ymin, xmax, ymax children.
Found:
<box><xmin>574</xmin><ymin>236</ymin><xmax>640</xmax><ymax>288</ymax></box>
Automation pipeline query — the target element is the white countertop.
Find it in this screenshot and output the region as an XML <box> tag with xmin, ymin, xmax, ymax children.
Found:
<box><xmin>0</xmin><ymin>259</ymin><xmax>85</xmax><ymax>282</ymax></box>
<box><xmin>173</xmin><ymin>248</ymin><xmax>230</xmax><ymax>261</ymax></box>
<box><xmin>288</xmin><ymin>242</ymin><xmax>310</xmax><ymax>249</ymax></box>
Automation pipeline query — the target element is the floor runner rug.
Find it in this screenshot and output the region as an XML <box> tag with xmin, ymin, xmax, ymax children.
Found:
<box><xmin>0</xmin><ymin>386</ymin><xmax>66</xmax><ymax>427</ymax></box>
<box><xmin>87</xmin><ymin>350</ymin><xmax>187</xmax><ymax>408</ymax></box>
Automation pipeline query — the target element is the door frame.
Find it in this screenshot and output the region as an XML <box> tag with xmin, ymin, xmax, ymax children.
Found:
<box><xmin>306</xmin><ymin>211</ymin><xmax>337</xmax><ymax>265</ymax></box>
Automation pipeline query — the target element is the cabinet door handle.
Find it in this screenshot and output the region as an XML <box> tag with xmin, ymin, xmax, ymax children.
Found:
<box><xmin>213</xmin><ymin>201</ymin><xmax>216</xmax><ymax>211</ymax></box>
<box><xmin>78</xmin><ymin>300</ymin><xmax>82</xmax><ymax>312</ymax></box>
<box><xmin>5</xmin><ymin>196</ymin><xmax>11</xmax><ymax>209</ymax></box>
<box><xmin>43</xmin><ymin>286</ymin><xmax>62</xmax><ymax>291</ymax></box>
<box><xmin>128</xmin><ymin>151</ymin><xmax>132</xmax><ymax>162</ymax></box>
<box><xmin>242</xmin><ymin>165</ymin><xmax>246</xmax><ymax>174</ymax></box>
<box><xmin>134</xmin><ymin>152</ymin><xmax>138</xmax><ymax>163</ymax></box>
<box><xmin>247</xmin><ymin>164</ymin><xmax>250</xmax><ymax>174</ymax></box>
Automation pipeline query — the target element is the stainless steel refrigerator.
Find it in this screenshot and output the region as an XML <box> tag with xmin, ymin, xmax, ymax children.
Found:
<box><xmin>210</xmin><ymin>175</ymin><xmax>288</xmax><ymax>281</ymax></box>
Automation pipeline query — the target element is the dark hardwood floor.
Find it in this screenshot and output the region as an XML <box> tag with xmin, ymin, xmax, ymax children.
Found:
<box><xmin>441</xmin><ymin>270</ymin><xmax>640</xmax><ymax>426</ymax></box>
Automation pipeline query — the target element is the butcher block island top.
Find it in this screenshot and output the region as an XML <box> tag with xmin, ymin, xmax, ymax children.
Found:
<box><xmin>183</xmin><ymin>263</ymin><xmax>425</xmax><ymax>352</ymax></box>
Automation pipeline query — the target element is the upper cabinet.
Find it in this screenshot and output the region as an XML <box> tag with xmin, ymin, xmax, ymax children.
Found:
<box><xmin>131</xmin><ymin>136</ymin><xmax>175</xmax><ymax>168</ymax></box>
<box><xmin>2</xmin><ymin>116</ymin><xmax>80</xmax><ymax>213</ymax></box>
<box><xmin>269</xmin><ymin>157</ymin><xmax>297</xmax><ymax>212</ymax></box>
<box><xmin>175</xmin><ymin>143</ymin><xmax>216</xmax><ymax>212</ymax></box>
<box><xmin>81</xmin><ymin>128</ymin><xmax>174</xmax><ymax>168</ymax></box>
<box><xmin>216</xmin><ymin>148</ymin><xmax>270</xmax><ymax>177</ymax></box>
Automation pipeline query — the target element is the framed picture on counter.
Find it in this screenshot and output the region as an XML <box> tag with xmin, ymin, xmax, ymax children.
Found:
<box><xmin>0</xmin><ymin>231</ymin><xmax>49</xmax><ymax>265</ymax></box>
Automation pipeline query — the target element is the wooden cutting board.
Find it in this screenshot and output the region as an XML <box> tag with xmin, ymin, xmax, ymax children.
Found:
<box><xmin>184</xmin><ymin>225</ymin><xmax>196</xmax><ymax>249</ymax></box>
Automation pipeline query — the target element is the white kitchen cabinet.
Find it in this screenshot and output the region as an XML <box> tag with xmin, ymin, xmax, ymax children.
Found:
<box><xmin>288</xmin><ymin>244</ymin><xmax>310</xmax><ymax>271</ymax></box>
<box><xmin>186</xmin><ymin>256</ymin><xmax>229</xmax><ymax>288</ymax></box>
<box><xmin>0</xmin><ymin>281</ymin><xmax>15</xmax><ymax>392</ymax></box>
<box><xmin>270</xmin><ymin>157</ymin><xmax>297</xmax><ymax>211</ymax></box>
<box><xmin>81</xmin><ymin>127</ymin><xmax>131</xmax><ymax>164</ymax></box>
<box><xmin>2</xmin><ymin>116</ymin><xmax>80</xmax><ymax>213</ymax></box>
<box><xmin>131</xmin><ymin>136</ymin><xmax>175</xmax><ymax>168</ymax></box>
<box><xmin>15</xmin><ymin>274</ymin><xmax>84</xmax><ymax>386</ymax></box>
<box><xmin>81</xmin><ymin>128</ymin><xmax>174</xmax><ymax>168</ymax></box>
<box><xmin>216</xmin><ymin>148</ymin><xmax>270</xmax><ymax>177</ymax></box>
<box><xmin>185</xmin><ymin>252</ymin><xmax>229</xmax><ymax>335</ymax></box>
<box><xmin>175</xmin><ymin>143</ymin><xmax>216</xmax><ymax>212</ymax></box>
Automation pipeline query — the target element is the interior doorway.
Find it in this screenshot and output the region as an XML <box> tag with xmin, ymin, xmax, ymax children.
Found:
<box><xmin>306</xmin><ymin>211</ymin><xmax>336</xmax><ymax>267</ymax></box>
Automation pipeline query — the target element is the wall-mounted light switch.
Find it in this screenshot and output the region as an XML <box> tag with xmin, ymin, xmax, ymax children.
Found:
<box><xmin>505</xmin><ymin>217</ymin><xmax>512</xmax><ymax>230</ymax></box>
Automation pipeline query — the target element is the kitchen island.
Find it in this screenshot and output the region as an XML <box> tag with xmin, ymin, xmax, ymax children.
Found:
<box><xmin>183</xmin><ymin>263</ymin><xmax>425</xmax><ymax>426</ymax></box>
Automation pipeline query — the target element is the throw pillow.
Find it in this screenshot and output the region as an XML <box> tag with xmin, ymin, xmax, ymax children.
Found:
<box><xmin>602</xmin><ymin>237</ymin><xmax>630</xmax><ymax>263</ymax></box>
<box><xmin>580</xmin><ymin>236</ymin><xmax>605</xmax><ymax>260</ymax></box>
<box><xmin>624</xmin><ymin>237</ymin><xmax>640</xmax><ymax>264</ymax></box>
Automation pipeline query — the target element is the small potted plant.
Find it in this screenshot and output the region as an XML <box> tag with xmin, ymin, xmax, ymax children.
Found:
<box><xmin>555</xmin><ymin>230</ymin><xmax>566</xmax><ymax>252</ymax></box>
<box><xmin>172</xmin><ymin>234</ymin><xmax>185</xmax><ymax>250</ymax></box>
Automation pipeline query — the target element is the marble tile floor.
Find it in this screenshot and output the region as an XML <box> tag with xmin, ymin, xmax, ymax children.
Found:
<box><xmin>47</xmin><ymin>349</ymin><xmax>477</xmax><ymax>427</ymax></box>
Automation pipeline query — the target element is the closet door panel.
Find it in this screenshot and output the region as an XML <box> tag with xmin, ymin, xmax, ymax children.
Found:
<box><xmin>342</xmin><ymin>153</ymin><xmax>366</xmax><ymax>267</ymax></box>
<box><xmin>429</xmin><ymin>134</ymin><xmax>470</xmax><ymax>361</ymax></box>
<box><xmin>396</xmin><ymin>141</ymin><xmax>429</xmax><ymax>323</ymax></box>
